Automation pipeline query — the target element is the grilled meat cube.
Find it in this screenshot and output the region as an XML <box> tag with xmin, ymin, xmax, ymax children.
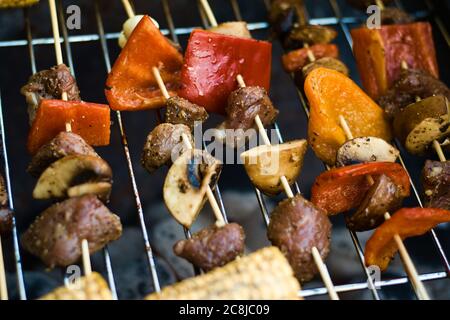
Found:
<box><xmin>141</xmin><ymin>123</ymin><xmax>193</xmax><ymax>173</ymax></box>
<box><xmin>380</xmin><ymin>8</ymin><xmax>413</xmax><ymax>25</ymax></box>
<box><xmin>20</xmin><ymin>64</ymin><xmax>80</xmax><ymax>125</ymax></box>
<box><xmin>422</xmin><ymin>160</ymin><xmax>450</xmax><ymax>210</ymax></box>
<box><xmin>0</xmin><ymin>174</ymin><xmax>12</xmax><ymax>236</ymax></box>
<box><xmin>268</xmin><ymin>0</ymin><xmax>307</xmax><ymax>43</ymax></box>
<box><xmin>378</xmin><ymin>69</ymin><xmax>450</xmax><ymax>119</ymax></box>
<box><xmin>346</xmin><ymin>0</ymin><xmax>393</xmax><ymax>10</ymax></box>
<box><xmin>346</xmin><ymin>174</ymin><xmax>405</xmax><ymax>231</ymax></box>
<box><xmin>165</xmin><ymin>96</ymin><xmax>208</xmax><ymax>130</ymax></box>
<box><xmin>27</xmin><ymin>131</ymin><xmax>99</xmax><ymax>177</ymax></box>
<box><xmin>267</xmin><ymin>195</ymin><xmax>332</xmax><ymax>283</ymax></box>
<box><xmin>284</xmin><ymin>25</ymin><xmax>338</xmax><ymax>49</ymax></box>
<box><xmin>21</xmin><ymin>195</ymin><xmax>122</xmax><ymax>268</ymax></box>
<box><xmin>174</xmin><ymin>223</ymin><xmax>245</xmax><ymax>271</ymax></box>
<box><xmin>216</xmin><ymin>86</ymin><xmax>279</xmax><ymax>147</ymax></box>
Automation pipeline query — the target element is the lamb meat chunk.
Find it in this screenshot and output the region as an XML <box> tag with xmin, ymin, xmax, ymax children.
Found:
<box><xmin>267</xmin><ymin>194</ymin><xmax>331</xmax><ymax>283</ymax></box>
<box><xmin>422</xmin><ymin>160</ymin><xmax>450</xmax><ymax>210</ymax></box>
<box><xmin>378</xmin><ymin>69</ymin><xmax>450</xmax><ymax>119</ymax></box>
<box><xmin>21</xmin><ymin>194</ymin><xmax>122</xmax><ymax>268</ymax></box>
<box><xmin>284</xmin><ymin>25</ymin><xmax>337</xmax><ymax>49</ymax></box>
<box><xmin>0</xmin><ymin>174</ymin><xmax>12</xmax><ymax>236</ymax></box>
<box><xmin>173</xmin><ymin>223</ymin><xmax>245</xmax><ymax>271</ymax></box>
<box><xmin>20</xmin><ymin>64</ymin><xmax>80</xmax><ymax>124</ymax></box>
<box><xmin>165</xmin><ymin>96</ymin><xmax>208</xmax><ymax>130</ymax></box>
<box><xmin>27</xmin><ymin>131</ymin><xmax>99</xmax><ymax>177</ymax></box>
<box><xmin>141</xmin><ymin>123</ymin><xmax>193</xmax><ymax>173</ymax></box>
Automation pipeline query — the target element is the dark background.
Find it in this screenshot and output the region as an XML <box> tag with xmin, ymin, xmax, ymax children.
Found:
<box><xmin>0</xmin><ymin>0</ymin><xmax>449</xmax><ymax>299</ymax></box>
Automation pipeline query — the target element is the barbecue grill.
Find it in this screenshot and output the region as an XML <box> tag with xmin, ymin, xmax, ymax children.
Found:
<box><xmin>0</xmin><ymin>0</ymin><xmax>449</xmax><ymax>300</ymax></box>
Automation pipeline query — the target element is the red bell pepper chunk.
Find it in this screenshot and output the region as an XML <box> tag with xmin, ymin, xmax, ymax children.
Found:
<box><xmin>281</xmin><ymin>43</ymin><xmax>339</xmax><ymax>73</ymax></box>
<box><xmin>351</xmin><ymin>22</ymin><xmax>439</xmax><ymax>99</ymax></box>
<box><xmin>365</xmin><ymin>208</ymin><xmax>450</xmax><ymax>271</ymax></box>
<box><xmin>105</xmin><ymin>15</ymin><xmax>183</xmax><ymax>111</ymax></box>
<box><xmin>178</xmin><ymin>29</ymin><xmax>272</xmax><ymax>115</ymax></box>
<box><xmin>27</xmin><ymin>99</ymin><xmax>110</xmax><ymax>154</ymax></box>
<box><xmin>311</xmin><ymin>162</ymin><xmax>410</xmax><ymax>215</ymax></box>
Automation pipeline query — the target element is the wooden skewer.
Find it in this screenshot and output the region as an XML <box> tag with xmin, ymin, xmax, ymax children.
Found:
<box><xmin>121</xmin><ymin>0</ymin><xmax>135</xmax><ymax>19</ymax></box>
<box><xmin>81</xmin><ymin>239</ymin><xmax>92</xmax><ymax>276</ymax></box>
<box><xmin>0</xmin><ymin>236</ymin><xmax>8</xmax><ymax>300</ymax></box>
<box><xmin>199</xmin><ymin>0</ymin><xmax>218</xmax><ymax>27</ymax></box>
<box><xmin>237</xmin><ymin>74</ymin><xmax>339</xmax><ymax>300</ymax></box>
<box><xmin>152</xmin><ymin>67</ymin><xmax>226</xmax><ymax>227</ymax></box>
<box><xmin>339</xmin><ymin>115</ymin><xmax>430</xmax><ymax>300</ymax></box>
<box><xmin>375</xmin><ymin>0</ymin><xmax>385</xmax><ymax>10</ymax></box>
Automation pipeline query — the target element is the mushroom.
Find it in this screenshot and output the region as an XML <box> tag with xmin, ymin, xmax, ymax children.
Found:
<box><xmin>336</xmin><ymin>137</ymin><xmax>399</xmax><ymax>167</ymax></box>
<box><xmin>163</xmin><ymin>149</ymin><xmax>222</xmax><ymax>228</ymax></box>
<box><xmin>240</xmin><ymin>140</ymin><xmax>307</xmax><ymax>196</ymax></box>
<box><xmin>209</xmin><ymin>21</ymin><xmax>252</xmax><ymax>38</ymax></box>
<box><xmin>32</xmin><ymin>155</ymin><xmax>112</xmax><ymax>201</ymax></box>
<box><xmin>393</xmin><ymin>95</ymin><xmax>450</xmax><ymax>155</ymax></box>
<box><xmin>118</xmin><ymin>15</ymin><xmax>160</xmax><ymax>48</ymax></box>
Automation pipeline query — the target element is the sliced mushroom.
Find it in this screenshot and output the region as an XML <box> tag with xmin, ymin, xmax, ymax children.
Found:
<box><xmin>346</xmin><ymin>174</ymin><xmax>405</xmax><ymax>232</ymax></box>
<box><xmin>33</xmin><ymin>155</ymin><xmax>112</xmax><ymax>202</ymax></box>
<box><xmin>118</xmin><ymin>15</ymin><xmax>160</xmax><ymax>48</ymax></box>
<box><xmin>164</xmin><ymin>149</ymin><xmax>222</xmax><ymax>228</ymax></box>
<box><xmin>336</xmin><ymin>137</ymin><xmax>399</xmax><ymax>167</ymax></box>
<box><xmin>209</xmin><ymin>21</ymin><xmax>252</xmax><ymax>38</ymax></box>
<box><xmin>240</xmin><ymin>140</ymin><xmax>307</xmax><ymax>196</ymax></box>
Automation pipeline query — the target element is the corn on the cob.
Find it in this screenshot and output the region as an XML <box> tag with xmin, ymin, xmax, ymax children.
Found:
<box><xmin>146</xmin><ymin>246</ymin><xmax>301</xmax><ymax>300</ymax></box>
<box><xmin>40</xmin><ymin>272</ymin><xmax>112</xmax><ymax>300</ymax></box>
<box><xmin>0</xmin><ymin>0</ymin><xmax>39</xmax><ymax>8</ymax></box>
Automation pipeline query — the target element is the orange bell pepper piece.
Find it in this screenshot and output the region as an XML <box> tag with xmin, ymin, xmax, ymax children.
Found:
<box><xmin>305</xmin><ymin>67</ymin><xmax>392</xmax><ymax>165</ymax></box>
<box><xmin>105</xmin><ymin>15</ymin><xmax>183</xmax><ymax>111</ymax></box>
<box><xmin>351</xmin><ymin>22</ymin><xmax>439</xmax><ymax>99</ymax></box>
<box><xmin>27</xmin><ymin>99</ymin><xmax>110</xmax><ymax>154</ymax></box>
<box><xmin>281</xmin><ymin>43</ymin><xmax>339</xmax><ymax>73</ymax></box>
<box><xmin>311</xmin><ymin>162</ymin><xmax>410</xmax><ymax>215</ymax></box>
<box><xmin>365</xmin><ymin>208</ymin><xmax>450</xmax><ymax>271</ymax></box>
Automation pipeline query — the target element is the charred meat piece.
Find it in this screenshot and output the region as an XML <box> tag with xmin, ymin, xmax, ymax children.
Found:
<box><xmin>27</xmin><ymin>132</ymin><xmax>98</xmax><ymax>177</ymax></box>
<box><xmin>21</xmin><ymin>195</ymin><xmax>122</xmax><ymax>268</ymax></box>
<box><xmin>346</xmin><ymin>0</ymin><xmax>393</xmax><ymax>10</ymax></box>
<box><xmin>217</xmin><ymin>87</ymin><xmax>279</xmax><ymax>147</ymax></box>
<box><xmin>422</xmin><ymin>160</ymin><xmax>450</xmax><ymax>210</ymax></box>
<box><xmin>380</xmin><ymin>8</ymin><xmax>413</xmax><ymax>25</ymax></box>
<box><xmin>267</xmin><ymin>195</ymin><xmax>331</xmax><ymax>283</ymax></box>
<box><xmin>346</xmin><ymin>174</ymin><xmax>405</xmax><ymax>231</ymax></box>
<box><xmin>141</xmin><ymin>123</ymin><xmax>193</xmax><ymax>173</ymax></box>
<box><xmin>173</xmin><ymin>223</ymin><xmax>245</xmax><ymax>271</ymax></box>
<box><xmin>378</xmin><ymin>69</ymin><xmax>450</xmax><ymax>119</ymax></box>
<box><xmin>268</xmin><ymin>0</ymin><xmax>307</xmax><ymax>43</ymax></box>
<box><xmin>20</xmin><ymin>64</ymin><xmax>80</xmax><ymax>124</ymax></box>
<box><xmin>165</xmin><ymin>96</ymin><xmax>208</xmax><ymax>130</ymax></box>
<box><xmin>284</xmin><ymin>25</ymin><xmax>337</xmax><ymax>49</ymax></box>
<box><xmin>0</xmin><ymin>174</ymin><xmax>12</xmax><ymax>236</ymax></box>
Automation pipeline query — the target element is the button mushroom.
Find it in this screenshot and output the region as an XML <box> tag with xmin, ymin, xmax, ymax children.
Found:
<box><xmin>240</xmin><ymin>139</ymin><xmax>307</xmax><ymax>196</ymax></box>
<box><xmin>336</xmin><ymin>137</ymin><xmax>399</xmax><ymax>167</ymax></box>
<box><xmin>209</xmin><ymin>21</ymin><xmax>252</xmax><ymax>38</ymax></box>
<box><xmin>32</xmin><ymin>155</ymin><xmax>112</xmax><ymax>202</ymax></box>
<box><xmin>118</xmin><ymin>15</ymin><xmax>160</xmax><ymax>48</ymax></box>
<box><xmin>163</xmin><ymin>149</ymin><xmax>222</xmax><ymax>228</ymax></box>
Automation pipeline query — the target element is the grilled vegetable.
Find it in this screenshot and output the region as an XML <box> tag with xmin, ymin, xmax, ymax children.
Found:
<box><xmin>27</xmin><ymin>131</ymin><xmax>99</xmax><ymax>177</ymax></box>
<box><xmin>118</xmin><ymin>15</ymin><xmax>160</xmax><ymax>48</ymax></box>
<box><xmin>40</xmin><ymin>272</ymin><xmax>112</xmax><ymax>300</ymax></box>
<box><xmin>268</xmin><ymin>195</ymin><xmax>331</xmax><ymax>283</ymax></box>
<box><xmin>379</xmin><ymin>69</ymin><xmax>450</xmax><ymax>119</ymax></box>
<box><xmin>296</xmin><ymin>57</ymin><xmax>349</xmax><ymax>86</ymax></box>
<box><xmin>146</xmin><ymin>246</ymin><xmax>301</xmax><ymax>300</ymax></box>
<box><xmin>164</xmin><ymin>149</ymin><xmax>222</xmax><ymax>228</ymax></box>
<box><xmin>240</xmin><ymin>140</ymin><xmax>307</xmax><ymax>196</ymax></box>
<box><xmin>0</xmin><ymin>0</ymin><xmax>39</xmax><ymax>8</ymax></box>
<box><xmin>32</xmin><ymin>155</ymin><xmax>112</xmax><ymax>202</ymax></box>
<box><xmin>216</xmin><ymin>86</ymin><xmax>279</xmax><ymax>147</ymax></box>
<box><xmin>22</xmin><ymin>195</ymin><xmax>122</xmax><ymax>268</ymax></box>
<box><xmin>174</xmin><ymin>223</ymin><xmax>245</xmax><ymax>271</ymax></box>
<box><xmin>27</xmin><ymin>99</ymin><xmax>110</xmax><ymax>155</ymax></box>
<box><xmin>311</xmin><ymin>162</ymin><xmax>410</xmax><ymax>215</ymax></box>
<box><xmin>346</xmin><ymin>174</ymin><xmax>404</xmax><ymax>231</ymax></box>
<box><xmin>422</xmin><ymin>160</ymin><xmax>450</xmax><ymax>210</ymax></box>
<box><xmin>282</xmin><ymin>43</ymin><xmax>339</xmax><ymax>73</ymax></box>
<box><xmin>106</xmin><ymin>15</ymin><xmax>183</xmax><ymax>111</ymax></box>
<box><xmin>210</xmin><ymin>21</ymin><xmax>252</xmax><ymax>38</ymax></box>
<box><xmin>351</xmin><ymin>22</ymin><xmax>439</xmax><ymax>99</ymax></box>
<box><xmin>336</xmin><ymin>137</ymin><xmax>399</xmax><ymax>167</ymax></box>
<box><xmin>305</xmin><ymin>68</ymin><xmax>392</xmax><ymax>165</ymax></box>
<box><xmin>0</xmin><ymin>174</ymin><xmax>12</xmax><ymax>236</ymax></box>
<box><xmin>165</xmin><ymin>96</ymin><xmax>208</xmax><ymax>130</ymax></box>
<box><xmin>179</xmin><ymin>29</ymin><xmax>272</xmax><ymax>114</ymax></box>
<box><xmin>141</xmin><ymin>123</ymin><xmax>193</xmax><ymax>173</ymax></box>
<box><xmin>365</xmin><ymin>208</ymin><xmax>450</xmax><ymax>271</ymax></box>
<box><xmin>20</xmin><ymin>64</ymin><xmax>80</xmax><ymax>125</ymax></box>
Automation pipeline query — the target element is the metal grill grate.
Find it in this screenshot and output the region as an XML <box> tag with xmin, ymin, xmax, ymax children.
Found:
<box><xmin>0</xmin><ymin>0</ymin><xmax>449</xmax><ymax>300</ymax></box>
